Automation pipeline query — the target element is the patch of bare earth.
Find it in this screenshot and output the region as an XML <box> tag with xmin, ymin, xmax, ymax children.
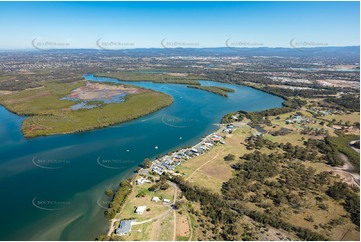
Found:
<box><xmin>317</xmin><ymin>79</ymin><xmax>359</xmax><ymax>89</ymax></box>
<box><xmin>67</xmin><ymin>82</ymin><xmax>146</xmax><ymax>101</ymax></box>
<box><xmin>176</xmin><ymin>214</ymin><xmax>190</xmax><ymax>238</ymax></box>
<box><xmin>167</xmin><ymin>73</ymin><xmax>188</xmax><ymax>77</ymax></box>
<box><xmin>200</xmin><ymin>163</ymin><xmax>232</xmax><ymax>181</ymax></box>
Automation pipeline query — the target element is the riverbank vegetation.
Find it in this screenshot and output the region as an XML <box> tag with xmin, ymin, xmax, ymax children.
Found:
<box><xmin>95</xmin><ymin>71</ymin><xmax>203</xmax><ymax>85</ymax></box>
<box><xmin>105</xmin><ymin>180</ymin><xmax>132</xmax><ymax>219</ymax></box>
<box><xmin>0</xmin><ymin>80</ymin><xmax>173</xmax><ymax>137</ymax></box>
<box><xmin>222</xmin><ymin>97</ymin><xmax>306</xmax><ymax>124</ymax></box>
<box><xmin>99</xmin><ymin>94</ymin><xmax>359</xmax><ymax>240</ymax></box>
<box><xmin>187</xmin><ymin>85</ymin><xmax>235</xmax><ymax>97</ymax></box>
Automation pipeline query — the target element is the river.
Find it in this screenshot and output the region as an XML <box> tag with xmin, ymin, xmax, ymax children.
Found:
<box><xmin>0</xmin><ymin>75</ymin><xmax>283</xmax><ymax>240</ymax></box>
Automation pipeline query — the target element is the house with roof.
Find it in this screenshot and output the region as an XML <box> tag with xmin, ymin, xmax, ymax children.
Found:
<box><xmin>151</xmin><ymin>196</ymin><xmax>160</xmax><ymax>202</ymax></box>
<box><xmin>135</xmin><ymin>177</ymin><xmax>151</xmax><ymax>185</ymax></box>
<box><xmin>115</xmin><ymin>220</ymin><xmax>135</xmax><ymax>236</ymax></box>
<box><xmin>152</xmin><ymin>165</ymin><xmax>165</xmax><ymax>175</ymax></box>
<box><xmin>135</xmin><ymin>205</ymin><xmax>147</xmax><ymax>215</ymax></box>
<box><xmin>163</xmin><ymin>198</ymin><xmax>171</xmax><ymax>204</ymax></box>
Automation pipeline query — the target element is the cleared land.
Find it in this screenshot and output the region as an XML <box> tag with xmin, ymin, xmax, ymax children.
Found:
<box><xmin>101</xmin><ymin>107</ymin><xmax>359</xmax><ymax>241</ymax></box>
<box><xmin>175</xmin><ymin>111</ymin><xmax>359</xmax><ymax>241</ymax></box>
<box><xmin>322</xmin><ymin>112</ymin><xmax>360</xmax><ymax>124</ymax></box>
<box><xmin>66</xmin><ymin>82</ymin><xmax>145</xmax><ymax>101</ymax></box>
<box><xmin>107</xmin><ymin>174</ymin><xmax>177</xmax><ymax>241</ymax></box>
<box><xmin>116</xmin><ymin>180</ymin><xmax>174</xmax><ymax>221</ymax></box>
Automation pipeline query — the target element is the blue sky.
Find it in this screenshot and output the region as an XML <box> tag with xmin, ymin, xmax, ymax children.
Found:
<box><xmin>0</xmin><ymin>1</ymin><xmax>359</xmax><ymax>49</ymax></box>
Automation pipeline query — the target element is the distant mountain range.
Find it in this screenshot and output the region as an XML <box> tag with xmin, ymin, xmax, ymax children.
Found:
<box><xmin>0</xmin><ymin>46</ymin><xmax>359</xmax><ymax>58</ymax></box>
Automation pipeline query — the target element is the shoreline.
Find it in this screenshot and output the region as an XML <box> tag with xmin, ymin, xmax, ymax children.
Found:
<box><xmin>102</xmin><ymin>121</ymin><xmax>232</xmax><ymax>238</ymax></box>
<box><xmin>94</xmin><ymin>73</ymin><xmax>287</xmax><ymax>103</ymax></box>
<box><xmin>15</xmin><ymin>74</ymin><xmax>286</xmax><ymax>138</ymax></box>
<box><xmin>24</xmin><ymin>97</ymin><xmax>173</xmax><ymax>138</ymax></box>
<box><xmin>93</xmin><ymin>73</ymin><xmax>202</xmax><ymax>86</ymax></box>
<box><xmin>101</xmin><ymin>103</ymin><xmax>359</xmax><ymax>239</ymax></box>
<box><xmin>0</xmin><ymin>88</ymin><xmax>174</xmax><ymax>139</ymax></box>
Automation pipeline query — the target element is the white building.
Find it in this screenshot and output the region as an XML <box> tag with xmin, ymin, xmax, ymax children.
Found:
<box><xmin>151</xmin><ymin>197</ymin><xmax>160</xmax><ymax>202</ymax></box>
<box><xmin>135</xmin><ymin>205</ymin><xmax>147</xmax><ymax>215</ymax></box>
<box><xmin>136</xmin><ymin>177</ymin><xmax>151</xmax><ymax>185</ymax></box>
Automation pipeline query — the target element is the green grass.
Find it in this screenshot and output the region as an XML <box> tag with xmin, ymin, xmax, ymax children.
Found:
<box><xmin>0</xmin><ymin>80</ymin><xmax>173</xmax><ymax>137</ymax></box>
<box><xmin>125</xmin><ymin>222</ymin><xmax>153</xmax><ymax>241</ymax></box>
<box><xmin>0</xmin><ymin>81</ymin><xmax>83</xmax><ymax>115</ymax></box>
<box><xmin>157</xmin><ymin>213</ymin><xmax>174</xmax><ymax>241</ymax></box>
<box><xmin>0</xmin><ymin>76</ymin><xmax>15</xmax><ymax>82</ymax></box>
<box><xmin>188</xmin><ymin>213</ymin><xmax>196</xmax><ymax>241</ymax></box>
<box><xmin>177</xmin><ymin>236</ymin><xmax>189</xmax><ymax>241</ymax></box>
<box><xmin>187</xmin><ymin>85</ymin><xmax>235</xmax><ymax>97</ymax></box>
<box><xmin>322</xmin><ymin>112</ymin><xmax>360</xmax><ymax>124</ymax></box>
<box><xmin>117</xmin><ymin>179</ymin><xmax>174</xmax><ymax>221</ymax></box>
<box><xmin>96</xmin><ymin>71</ymin><xmax>202</xmax><ymax>85</ymax></box>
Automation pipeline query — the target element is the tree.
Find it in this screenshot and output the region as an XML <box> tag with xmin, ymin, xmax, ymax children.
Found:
<box><xmin>105</xmin><ymin>189</ymin><xmax>114</xmax><ymax>197</ymax></box>
<box><xmin>224</xmin><ymin>154</ymin><xmax>235</xmax><ymax>161</ymax></box>
<box><xmin>344</xmin><ymin>194</ymin><xmax>360</xmax><ymax>226</ymax></box>
<box><xmin>159</xmin><ymin>182</ymin><xmax>170</xmax><ymax>190</ymax></box>
<box><xmin>327</xmin><ymin>182</ymin><xmax>350</xmax><ymax>200</ymax></box>
<box><xmin>143</xmin><ymin>158</ymin><xmax>152</xmax><ymax>168</ymax></box>
<box><xmin>173</xmin><ymin>201</ymin><xmax>183</xmax><ymax>210</ymax></box>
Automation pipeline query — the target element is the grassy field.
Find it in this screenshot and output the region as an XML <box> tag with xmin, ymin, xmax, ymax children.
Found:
<box><xmin>96</xmin><ymin>71</ymin><xmax>203</xmax><ymax>85</ymax></box>
<box><xmin>175</xmin><ymin>127</ymin><xmax>272</xmax><ymax>193</ymax></box>
<box><xmin>126</xmin><ymin>222</ymin><xmax>153</xmax><ymax>241</ymax></box>
<box><xmin>175</xmin><ymin>142</ymin><xmax>233</xmax><ymax>193</ymax></box>
<box><xmin>112</xmin><ymin>174</ymin><xmax>176</xmax><ymax>241</ymax></box>
<box><xmin>322</xmin><ymin>112</ymin><xmax>360</xmax><ymax>124</ymax></box>
<box><xmin>174</xmin><ymin>110</ymin><xmax>360</xmax><ymax>241</ymax></box>
<box><xmin>0</xmin><ymin>75</ymin><xmax>15</xmax><ymax>82</ymax></box>
<box><xmin>0</xmin><ymin>80</ymin><xmax>173</xmax><ymax>137</ymax></box>
<box><xmin>116</xmin><ymin>178</ymin><xmax>174</xmax><ymax>221</ymax></box>
<box><xmin>155</xmin><ymin>212</ymin><xmax>174</xmax><ymax>241</ymax></box>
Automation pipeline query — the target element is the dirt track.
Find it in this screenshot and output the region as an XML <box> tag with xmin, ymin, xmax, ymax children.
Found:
<box><xmin>331</xmin><ymin>153</ymin><xmax>360</xmax><ymax>187</ymax></box>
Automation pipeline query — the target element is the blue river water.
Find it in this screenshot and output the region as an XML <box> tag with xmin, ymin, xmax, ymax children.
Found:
<box><xmin>0</xmin><ymin>75</ymin><xmax>284</xmax><ymax>240</ymax></box>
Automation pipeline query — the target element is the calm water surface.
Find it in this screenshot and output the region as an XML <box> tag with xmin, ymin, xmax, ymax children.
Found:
<box><xmin>0</xmin><ymin>75</ymin><xmax>283</xmax><ymax>240</ymax></box>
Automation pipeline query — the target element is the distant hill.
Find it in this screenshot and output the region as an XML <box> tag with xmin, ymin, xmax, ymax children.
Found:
<box><xmin>1</xmin><ymin>46</ymin><xmax>359</xmax><ymax>59</ymax></box>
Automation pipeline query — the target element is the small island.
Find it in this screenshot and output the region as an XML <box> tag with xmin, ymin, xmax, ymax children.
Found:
<box><xmin>0</xmin><ymin>79</ymin><xmax>173</xmax><ymax>137</ymax></box>
<box><xmin>96</xmin><ymin>71</ymin><xmax>203</xmax><ymax>85</ymax></box>
<box><xmin>187</xmin><ymin>85</ymin><xmax>235</xmax><ymax>97</ymax></box>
